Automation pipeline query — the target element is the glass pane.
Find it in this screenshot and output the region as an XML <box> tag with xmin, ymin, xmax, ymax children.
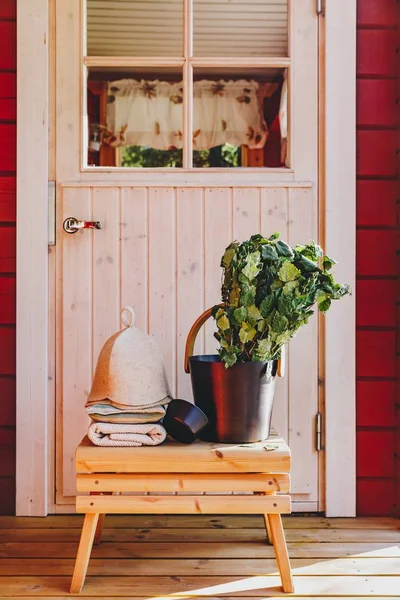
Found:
<box><xmin>193</xmin><ymin>0</ymin><xmax>288</xmax><ymax>57</ymax></box>
<box><xmin>192</xmin><ymin>68</ymin><xmax>288</xmax><ymax>168</ymax></box>
<box><xmin>86</xmin><ymin>0</ymin><xmax>183</xmax><ymax>57</ymax></box>
<box><xmin>86</xmin><ymin>67</ymin><xmax>183</xmax><ymax>168</ymax></box>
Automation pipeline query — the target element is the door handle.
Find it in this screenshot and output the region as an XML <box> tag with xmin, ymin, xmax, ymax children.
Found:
<box><xmin>63</xmin><ymin>217</ymin><xmax>103</xmax><ymax>234</ymax></box>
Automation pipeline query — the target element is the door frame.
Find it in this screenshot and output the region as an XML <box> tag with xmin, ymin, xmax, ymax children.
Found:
<box><xmin>16</xmin><ymin>0</ymin><xmax>356</xmax><ymax>516</ymax></box>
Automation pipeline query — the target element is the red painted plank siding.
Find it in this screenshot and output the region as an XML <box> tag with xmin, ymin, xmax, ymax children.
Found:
<box><xmin>357</xmin><ymin>30</ymin><xmax>398</xmax><ymax>77</ymax></box>
<box><xmin>0</xmin><ymin>478</ymin><xmax>15</xmax><ymax>516</ymax></box>
<box><xmin>357</xmin><ymin>430</ymin><xmax>396</xmax><ymax>478</ymax></box>
<box><xmin>356</xmin><ymin>0</ymin><xmax>399</xmax><ymax>516</ymax></box>
<box><xmin>396</xmin><ymin>0</ymin><xmax>400</xmax><ymax>518</ymax></box>
<box><xmin>0</xmin><ymin>1</ymin><xmax>16</xmax><ymax>19</ymax></box>
<box><xmin>0</xmin><ymin>378</ymin><xmax>16</xmax><ymax>427</ymax></box>
<box><xmin>0</xmin><ymin>99</ymin><xmax>16</xmax><ymax>121</ymax></box>
<box><xmin>0</xmin><ymin>277</ymin><xmax>16</xmax><ymax>324</ymax></box>
<box><xmin>0</xmin><ymin>178</ymin><xmax>16</xmax><ymax>222</ymax></box>
<box><xmin>357</xmin><ymin>0</ymin><xmax>398</xmax><ymax>27</ymax></box>
<box><xmin>357</xmin><ymin>331</ymin><xmax>396</xmax><ymax>379</ymax></box>
<box><xmin>0</xmin><ymin>428</ymin><xmax>15</xmax><ymax>477</ymax></box>
<box><xmin>356</xmin><ymin>381</ymin><xmax>396</xmax><ymax>428</ymax></box>
<box><xmin>357</xmin><ymin>479</ymin><xmax>396</xmax><ymax>516</ymax></box>
<box><xmin>0</xmin><ymin>22</ymin><xmax>16</xmax><ymax>71</ymax></box>
<box><xmin>357</xmin><ymin>80</ymin><xmax>397</xmax><ymax>127</ymax></box>
<box><xmin>356</xmin><ymin>230</ymin><xmax>397</xmax><ymax>277</ymax></box>
<box><xmin>0</xmin><ymin>329</ymin><xmax>16</xmax><ymax>375</ymax></box>
<box><xmin>356</xmin><ymin>180</ymin><xmax>397</xmax><ymax>227</ymax></box>
<box><xmin>0</xmin><ymin>73</ymin><xmax>16</xmax><ymax>99</ymax></box>
<box><xmin>356</xmin><ymin>280</ymin><xmax>396</xmax><ymax>328</ymax></box>
<box><xmin>0</xmin><ymin>1</ymin><xmax>15</xmax><ymax>515</ymax></box>
<box><xmin>0</xmin><ymin>226</ymin><xmax>16</xmax><ymax>272</ymax></box>
<box><xmin>0</xmin><ymin>125</ymin><xmax>16</xmax><ymax>172</ymax></box>
<box><xmin>357</xmin><ymin>130</ymin><xmax>397</xmax><ymax>178</ymax></box>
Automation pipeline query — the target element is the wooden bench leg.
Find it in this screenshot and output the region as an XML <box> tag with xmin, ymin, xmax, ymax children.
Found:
<box><xmin>70</xmin><ymin>513</ymin><xmax>99</xmax><ymax>594</ymax></box>
<box><xmin>267</xmin><ymin>514</ymin><xmax>294</xmax><ymax>593</ymax></box>
<box><xmin>94</xmin><ymin>514</ymin><xmax>105</xmax><ymax>546</ymax></box>
<box><xmin>263</xmin><ymin>514</ymin><xmax>273</xmax><ymax>545</ymax></box>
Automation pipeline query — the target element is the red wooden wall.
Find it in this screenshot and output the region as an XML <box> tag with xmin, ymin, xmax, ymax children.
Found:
<box><xmin>356</xmin><ymin>0</ymin><xmax>399</xmax><ymax>516</ymax></box>
<box><xmin>0</xmin><ymin>0</ymin><xmax>16</xmax><ymax>515</ymax></box>
<box><xmin>0</xmin><ymin>0</ymin><xmax>398</xmax><ymax>515</ymax></box>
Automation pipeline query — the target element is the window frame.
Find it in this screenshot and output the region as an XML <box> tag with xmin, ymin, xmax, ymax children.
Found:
<box><xmin>82</xmin><ymin>0</ymin><xmax>292</xmax><ymax>171</ymax></box>
<box><xmin>55</xmin><ymin>0</ymin><xmax>317</xmax><ymax>184</ymax></box>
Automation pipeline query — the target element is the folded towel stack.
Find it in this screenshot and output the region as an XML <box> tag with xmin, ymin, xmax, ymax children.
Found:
<box><xmin>88</xmin><ymin>422</ymin><xmax>167</xmax><ymax>447</ymax></box>
<box><xmin>85</xmin><ymin>306</ymin><xmax>172</xmax><ymax>447</ymax></box>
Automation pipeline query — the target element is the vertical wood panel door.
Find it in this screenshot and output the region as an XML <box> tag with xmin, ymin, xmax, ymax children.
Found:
<box><xmin>54</xmin><ymin>0</ymin><xmax>320</xmax><ymax>511</ymax></box>
<box><xmin>57</xmin><ymin>184</ymin><xmax>319</xmax><ymax>509</ymax></box>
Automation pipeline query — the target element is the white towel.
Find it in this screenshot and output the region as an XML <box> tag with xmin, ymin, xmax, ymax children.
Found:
<box><xmin>88</xmin><ymin>422</ymin><xmax>167</xmax><ymax>447</ymax></box>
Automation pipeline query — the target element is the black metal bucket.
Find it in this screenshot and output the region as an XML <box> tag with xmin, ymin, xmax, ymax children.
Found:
<box><xmin>189</xmin><ymin>355</ymin><xmax>277</xmax><ymax>443</ymax></box>
<box><xmin>184</xmin><ymin>307</ymin><xmax>284</xmax><ymax>444</ymax></box>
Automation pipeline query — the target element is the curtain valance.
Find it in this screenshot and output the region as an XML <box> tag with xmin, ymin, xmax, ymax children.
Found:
<box><xmin>104</xmin><ymin>79</ymin><xmax>280</xmax><ymax>151</ymax></box>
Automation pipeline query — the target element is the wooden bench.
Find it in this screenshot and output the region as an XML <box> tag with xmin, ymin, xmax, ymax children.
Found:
<box><xmin>71</xmin><ymin>433</ymin><xmax>294</xmax><ymax>594</ymax></box>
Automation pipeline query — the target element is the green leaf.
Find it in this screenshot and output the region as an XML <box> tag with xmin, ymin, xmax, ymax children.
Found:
<box><xmin>217</xmin><ymin>315</ymin><xmax>230</xmax><ymax>331</ymax></box>
<box><xmin>239</xmin><ymin>325</ymin><xmax>257</xmax><ymax>344</ymax></box>
<box><xmin>272</xmin><ymin>312</ymin><xmax>289</xmax><ymax>334</ymax></box>
<box><xmin>268</xmin><ymin>232</ymin><xmax>280</xmax><ymax>241</ymax></box>
<box><xmin>258</xmin><ymin>319</ymin><xmax>266</xmax><ymax>332</ymax></box>
<box><xmin>276</xmin><ymin>240</ymin><xmax>294</xmax><ymax>258</ymax></box>
<box><xmin>221</xmin><ymin>246</ymin><xmax>236</xmax><ymax>269</ymax></box>
<box><xmin>215</xmin><ymin>307</ymin><xmax>225</xmax><ymax>320</ymax></box>
<box><xmin>256</xmin><ymin>339</ymin><xmax>272</xmax><ymax>359</ymax></box>
<box><xmin>296</xmin><ymin>241</ymin><xmax>323</xmax><ymax>260</ymax></box>
<box><xmin>233</xmin><ymin>306</ymin><xmax>247</xmax><ymax>324</ymax></box>
<box><xmin>298</xmin><ymin>256</ymin><xmax>319</xmax><ymax>272</ymax></box>
<box><xmin>220</xmin><ymin>338</ymin><xmax>229</xmax><ymax>350</ymax></box>
<box><xmin>271</xmin><ymin>279</ymin><xmax>283</xmax><ymax>290</ymax></box>
<box><xmin>277</xmin><ymin>296</ymin><xmax>293</xmax><ymax>316</ymax></box>
<box><xmin>322</xmin><ymin>255</ymin><xmax>337</xmax><ymax>271</ymax></box>
<box><xmin>260</xmin><ymin>296</ymin><xmax>275</xmax><ymax>317</ymax></box>
<box><xmin>220</xmin><ymin>350</ymin><xmax>237</xmax><ymax>368</ymax></box>
<box><xmin>247</xmin><ymin>304</ymin><xmax>263</xmax><ymax>321</ymax></box>
<box><xmin>228</xmin><ymin>282</ymin><xmax>241</xmax><ymax>306</ymax></box>
<box><xmin>276</xmin><ymin>331</ymin><xmax>292</xmax><ymax>345</ymax></box>
<box><xmin>240</xmin><ymin>290</ymin><xmax>255</xmax><ymax>307</ymax></box>
<box><xmin>278</xmin><ymin>262</ymin><xmax>301</xmax><ymax>282</ymax></box>
<box><xmin>242</xmin><ymin>251</ymin><xmax>261</xmax><ymax>281</ymax></box>
<box><xmin>318</xmin><ymin>297</ymin><xmax>331</xmax><ymax>313</ymax></box>
<box><xmin>261</xmin><ymin>244</ymin><xmax>279</xmax><ymax>261</ymax></box>
<box><xmin>283</xmin><ymin>280</ymin><xmax>299</xmax><ymax>295</ymax></box>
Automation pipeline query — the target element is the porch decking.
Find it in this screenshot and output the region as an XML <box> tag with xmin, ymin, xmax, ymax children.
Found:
<box><xmin>0</xmin><ymin>515</ymin><xmax>399</xmax><ymax>598</ymax></box>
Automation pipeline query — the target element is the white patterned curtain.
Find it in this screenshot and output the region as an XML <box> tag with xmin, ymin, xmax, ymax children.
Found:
<box><xmin>104</xmin><ymin>79</ymin><xmax>277</xmax><ymax>151</ymax></box>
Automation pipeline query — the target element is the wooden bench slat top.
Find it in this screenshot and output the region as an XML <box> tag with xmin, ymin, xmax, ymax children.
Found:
<box><xmin>76</xmin><ymin>432</ymin><xmax>291</xmax><ymax>474</ymax></box>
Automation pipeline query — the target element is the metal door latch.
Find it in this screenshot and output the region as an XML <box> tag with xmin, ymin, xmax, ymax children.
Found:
<box><xmin>316</xmin><ymin>0</ymin><xmax>325</xmax><ymax>16</ymax></box>
<box><xmin>63</xmin><ymin>217</ymin><xmax>103</xmax><ymax>234</ymax></box>
<box><xmin>315</xmin><ymin>412</ymin><xmax>322</xmax><ymax>451</ymax></box>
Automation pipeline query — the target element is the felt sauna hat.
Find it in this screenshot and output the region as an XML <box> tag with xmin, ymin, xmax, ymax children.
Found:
<box><xmin>87</xmin><ymin>306</ymin><xmax>172</xmax><ymax>410</ymax></box>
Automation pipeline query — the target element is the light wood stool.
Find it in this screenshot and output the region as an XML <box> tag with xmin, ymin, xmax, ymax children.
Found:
<box><xmin>70</xmin><ymin>432</ymin><xmax>294</xmax><ymax>594</ymax></box>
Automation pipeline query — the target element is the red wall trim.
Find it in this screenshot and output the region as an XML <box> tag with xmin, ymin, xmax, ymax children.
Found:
<box><xmin>356</xmin><ymin>0</ymin><xmax>399</xmax><ymax>516</ymax></box>
<box><xmin>0</xmin><ymin>0</ymin><xmax>15</xmax><ymax>515</ymax></box>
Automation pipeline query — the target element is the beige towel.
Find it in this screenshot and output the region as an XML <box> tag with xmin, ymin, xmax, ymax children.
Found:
<box><xmin>86</xmin><ymin>402</ymin><xmax>167</xmax><ymax>423</ymax></box>
<box><xmin>88</xmin><ymin>422</ymin><xmax>167</xmax><ymax>447</ymax></box>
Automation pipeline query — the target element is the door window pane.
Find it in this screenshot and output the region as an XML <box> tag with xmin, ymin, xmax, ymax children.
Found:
<box><xmin>87</xmin><ymin>68</ymin><xmax>183</xmax><ymax>167</ymax></box>
<box><xmin>192</xmin><ymin>68</ymin><xmax>288</xmax><ymax>168</ymax></box>
<box><xmin>86</xmin><ymin>0</ymin><xmax>183</xmax><ymax>57</ymax></box>
<box><xmin>193</xmin><ymin>0</ymin><xmax>288</xmax><ymax>57</ymax></box>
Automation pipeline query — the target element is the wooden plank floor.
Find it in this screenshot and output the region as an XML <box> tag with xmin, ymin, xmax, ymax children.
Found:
<box><xmin>0</xmin><ymin>515</ymin><xmax>399</xmax><ymax>598</ymax></box>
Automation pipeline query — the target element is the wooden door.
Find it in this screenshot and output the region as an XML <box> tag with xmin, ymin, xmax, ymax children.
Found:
<box><xmin>54</xmin><ymin>0</ymin><xmax>320</xmax><ymax>511</ymax></box>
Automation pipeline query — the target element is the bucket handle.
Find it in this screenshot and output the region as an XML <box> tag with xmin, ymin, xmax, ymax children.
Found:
<box><xmin>184</xmin><ymin>305</ymin><xmax>285</xmax><ymax>377</ymax></box>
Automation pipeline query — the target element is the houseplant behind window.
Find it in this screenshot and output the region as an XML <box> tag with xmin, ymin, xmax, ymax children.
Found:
<box><xmin>185</xmin><ymin>233</ymin><xmax>351</xmax><ymax>443</ymax></box>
